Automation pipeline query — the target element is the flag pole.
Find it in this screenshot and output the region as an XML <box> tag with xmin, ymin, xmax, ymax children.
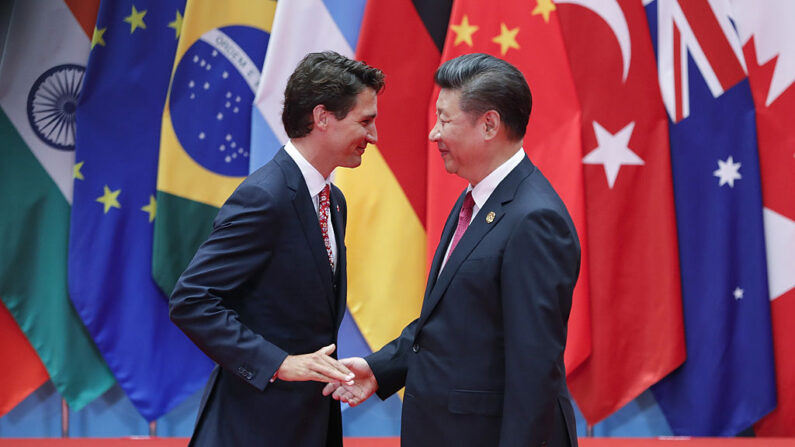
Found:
<box><xmin>61</xmin><ymin>398</ymin><xmax>69</xmax><ymax>438</ymax></box>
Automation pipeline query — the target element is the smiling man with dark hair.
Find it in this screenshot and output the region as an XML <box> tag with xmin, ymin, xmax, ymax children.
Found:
<box><xmin>169</xmin><ymin>51</ymin><xmax>384</xmax><ymax>447</ymax></box>
<box><xmin>326</xmin><ymin>53</ymin><xmax>579</xmax><ymax>447</ymax></box>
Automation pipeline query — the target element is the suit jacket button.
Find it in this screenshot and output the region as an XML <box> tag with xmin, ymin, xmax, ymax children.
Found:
<box><xmin>411</xmin><ymin>344</ymin><xmax>420</xmax><ymax>353</ymax></box>
<box><xmin>237</xmin><ymin>367</ymin><xmax>253</xmax><ymax>380</ymax></box>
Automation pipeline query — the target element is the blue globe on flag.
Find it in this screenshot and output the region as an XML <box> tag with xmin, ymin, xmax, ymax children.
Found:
<box><xmin>170</xmin><ymin>25</ymin><xmax>269</xmax><ymax>177</ymax></box>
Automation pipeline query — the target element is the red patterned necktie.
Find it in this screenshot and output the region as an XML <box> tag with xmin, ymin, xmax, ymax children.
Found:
<box><xmin>445</xmin><ymin>191</ymin><xmax>475</xmax><ymax>262</ymax></box>
<box><xmin>318</xmin><ymin>184</ymin><xmax>334</xmax><ymax>270</ymax></box>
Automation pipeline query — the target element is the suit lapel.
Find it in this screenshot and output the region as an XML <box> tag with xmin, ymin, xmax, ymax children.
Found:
<box><xmin>417</xmin><ymin>158</ymin><xmax>535</xmax><ymax>328</ymax></box>
<box><xmin>425</xmin><ymin>191</ymin><xmax>466</xmax><ymax>293</ymax></box>
<box><xmin>274</xmin><ymin>149</ymin><xmax>336</xmax><ymax>315</ymax></box>
<box><xmin>330</xmin><ymin>186</ymin><xmax>346</xmax><ymax>328</ymax></box>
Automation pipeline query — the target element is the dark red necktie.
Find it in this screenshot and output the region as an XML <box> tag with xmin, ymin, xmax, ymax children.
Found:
<box><xmin>445</xmin><ymin>191</ymin><xmax>474</xmax><ymax>262</ymax></box>
<box><xmin>318</xmin><ymin>184</ymin><xmax>334</xmax><ymax>270</ymax></box>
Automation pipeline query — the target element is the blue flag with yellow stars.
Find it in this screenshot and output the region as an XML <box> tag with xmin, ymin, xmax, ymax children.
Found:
<box><xmin>68</xmin><ymin>0</ymin><xmax>213</xmax><ymax>421</ymax></box>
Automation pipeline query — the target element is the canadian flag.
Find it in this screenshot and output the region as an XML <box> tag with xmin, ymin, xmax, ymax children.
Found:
<box><xmin>731</xmin><ymin>0</ymin><xmax>795</xmax><ymax>436</ymax></box>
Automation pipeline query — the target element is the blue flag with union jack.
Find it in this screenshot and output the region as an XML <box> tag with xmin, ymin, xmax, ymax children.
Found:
<box><xmin>645</xmin><ymin>0</ymin><xmax>776</xmax><ymax>435</ymax></box>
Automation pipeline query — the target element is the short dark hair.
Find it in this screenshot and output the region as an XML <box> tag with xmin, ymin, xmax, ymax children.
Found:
<box><xmin>282</xmin><ymin>51</ymin><xmax>385</xmax><ymax>138</ymax></box>
<box><xmin>434</xmin><ymin>53</ymin><xmax>531</xmax><ymax>140</ymax></box>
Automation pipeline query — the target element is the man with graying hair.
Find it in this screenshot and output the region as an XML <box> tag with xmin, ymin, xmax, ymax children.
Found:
<box><xmin>326</xmin><ymin>53</ymin><xmax>580</xmax><ymax>447</ymax></box>
<box><xmin>170</xmin><ymin>51</ymin><xmax>384</xmax><ymax>447</ymax></box>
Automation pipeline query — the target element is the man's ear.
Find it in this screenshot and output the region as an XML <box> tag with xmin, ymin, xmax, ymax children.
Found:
<box><xmin>482</xmin><ymin>110</ymin><xmax>500</xmax><ymax>140</ymax></box>
<box><xmin>312</xmin><ymin>104</ymin><xmax>329</xmax><ymax>130</ymax></box>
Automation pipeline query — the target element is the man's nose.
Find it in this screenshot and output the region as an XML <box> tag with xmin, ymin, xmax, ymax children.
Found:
<box><xmin>429</xmin><ymin>122</ymin><xmax>440</xmax><ymax>141</ymax></box>
<box><xmin>367</xmin><ymin>124</ymin><xmax>378</xmax><ymax>144</ymax></box>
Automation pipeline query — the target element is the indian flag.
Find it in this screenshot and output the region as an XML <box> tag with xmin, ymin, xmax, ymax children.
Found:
<box><xmin>0</xmin><ymin>0</ymin><xmax>114</xmax><ymax>411</ymax></box>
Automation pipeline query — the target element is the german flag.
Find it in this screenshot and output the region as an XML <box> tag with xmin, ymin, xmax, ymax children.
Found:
<box><xmin>335</xmin><ymin>0</ymin><xmax>452</xmax><ymax>353</ymax></box>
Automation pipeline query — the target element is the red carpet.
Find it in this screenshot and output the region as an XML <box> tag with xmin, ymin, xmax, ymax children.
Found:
<box><xmin>0</xmin><ymin>438</ymin><xmax>794</xmax><ymax>446</ymax></box>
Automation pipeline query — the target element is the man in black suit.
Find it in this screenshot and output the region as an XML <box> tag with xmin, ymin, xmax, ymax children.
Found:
<box><xmin>169</xmin><ymin>51</ymin><xmax>384</xmax><ymax>446</ymax></box>
<box><xmin>325</xmin><ymin>53</ymin><xmax>580</xmax><ymax>446</ymax></box>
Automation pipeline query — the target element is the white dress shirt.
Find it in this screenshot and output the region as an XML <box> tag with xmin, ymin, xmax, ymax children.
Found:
<box><xmin>284</xmin><ymin>140</ymin><xmax>337</xmax><ymax>271</ymax></box>
<box><xmin>440</xmin><ymin>148</ymin><xmax>525</xmax><ymax>271</ymax></box>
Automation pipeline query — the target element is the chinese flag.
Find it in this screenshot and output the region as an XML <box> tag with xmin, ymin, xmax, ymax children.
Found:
<box><xmin>557</xmin><ymin>0</ymin><xmax>685</xmax><ymax>423</ymax></box>
<box><xmin>428</xmin><ymin>0</ymin><xmax>592</xmax><ymax>373</ymax></box>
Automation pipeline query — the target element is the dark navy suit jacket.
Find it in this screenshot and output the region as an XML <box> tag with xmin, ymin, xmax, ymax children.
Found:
<box><xmin>367</xmin><ymin>157</ymin><xmax>579</xmax><ymax>447</ymax></box>
<box><xmin>169</xmin><ymin>148</ymin><xmax>347</xmax><ymax>446</ymax></box>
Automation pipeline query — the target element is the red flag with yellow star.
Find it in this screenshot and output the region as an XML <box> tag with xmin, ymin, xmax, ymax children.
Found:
<box><xmin>427</xmin><ymin>0</ymin><xmax>592</xmax><ymax>373</ymax></box>
<box><xmin>556</xmin><ymin>0</ymin><xmax>685</xmax><ymax>424</ymax></box>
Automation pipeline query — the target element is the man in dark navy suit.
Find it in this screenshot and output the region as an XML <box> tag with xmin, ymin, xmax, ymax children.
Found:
<box><xmin>169</xmin><ymin>51</ymin><xmax>384</xmax><ymax>446</ymax></box>
<box><xmin>325</xmin><ymin>53</ymin><xmax>580</xmax><ymax>447</ymax></box>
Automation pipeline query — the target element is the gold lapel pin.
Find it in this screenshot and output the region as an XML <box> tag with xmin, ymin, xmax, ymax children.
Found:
<box><xmin>486</xmin><ymin>211</ymin><xmax>495</xmax><ymax>224</ymax></box>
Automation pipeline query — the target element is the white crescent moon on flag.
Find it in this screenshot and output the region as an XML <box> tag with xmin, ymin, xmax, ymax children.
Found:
<box><xmin>557</xmin><ymin>0</ymin><xmax>632</xmax><ymax>81</ymax></box>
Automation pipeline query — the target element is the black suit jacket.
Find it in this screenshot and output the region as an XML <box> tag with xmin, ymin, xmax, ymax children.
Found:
<box><xmin>367</xmin><ymin>157</ymin><xmax>579</xmax><ymax>447</ymax></box>
<box><xmin>169</xmin><ymin>148</ymin><xmax>347</xmax><ymax>446</ymax></box>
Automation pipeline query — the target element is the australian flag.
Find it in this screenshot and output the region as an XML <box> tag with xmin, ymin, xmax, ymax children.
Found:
<box><xmin>646</xmin><ymin>0</ymin><xmax>776</xmax><ymax>435</ymax></box>
<box><xmin>68</xmin><ymin>0</ymin><xmax>212</xmax><ymax>421</ymax></box>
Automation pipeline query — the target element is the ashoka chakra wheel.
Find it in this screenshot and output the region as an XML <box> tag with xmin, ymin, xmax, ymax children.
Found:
<box><xmin>26</xmin><ymin>64</ymin><xmax>85</xmax><ymax>151</ymax></box>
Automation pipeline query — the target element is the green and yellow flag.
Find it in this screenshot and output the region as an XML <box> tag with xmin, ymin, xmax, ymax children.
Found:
<box><xmin>153</xmin><ymin>0</ymin><xmax>275</xmax><ymax>295</ymax></box>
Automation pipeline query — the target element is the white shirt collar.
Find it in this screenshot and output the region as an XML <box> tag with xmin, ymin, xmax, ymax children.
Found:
<box><xmin>284</xmin><ymin>140</ymin><xmax>330</xmax><ymax>197</ymax></box>
<box><xmin>469</xmin><ymin>148</ymin><xmax>525</xmax><ymax>211</ymax></box>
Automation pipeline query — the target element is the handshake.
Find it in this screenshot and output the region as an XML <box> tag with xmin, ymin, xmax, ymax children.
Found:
<box><xmin>274</xmin><ymin>344</ymin><xmax>378</xmax><ymax>407</ymax></box>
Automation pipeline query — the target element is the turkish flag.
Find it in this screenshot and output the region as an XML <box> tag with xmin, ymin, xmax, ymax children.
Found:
<box><xmin>428</xmin><ymin>0</ymin><xmax>592</xmax><ymax>374</ymax></box>
<box><xmin>557</xmin><ymin>0</ymin><xmax>685</xmax><ymax>424</ymax></box>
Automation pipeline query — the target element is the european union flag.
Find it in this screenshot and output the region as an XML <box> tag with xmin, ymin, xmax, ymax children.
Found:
<box><xmin>646</xmin><ymin>0</ymin><xmax>776</xmax><ymax>435</ymax></box>
<box><xmin>68</xmin><ymin>0</ymin><xmax>213</xmax><ymax>420</ymax></box>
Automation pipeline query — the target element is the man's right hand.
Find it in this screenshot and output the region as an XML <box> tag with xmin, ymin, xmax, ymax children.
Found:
<box><xmin>275</xmin><ymin>344</ymin><xmax>355</xmax><ymax>384</ymax></box>
<box><xmin>321</xmin><ymin>357</ymin><xmax>378</xmax><ymax>407</ymax></box>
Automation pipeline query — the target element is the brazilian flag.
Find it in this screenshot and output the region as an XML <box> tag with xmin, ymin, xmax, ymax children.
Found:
<box><xmin>154</xmin><ymin>0</ymin><xmax>275</xmax><ymax>295</ymax></box>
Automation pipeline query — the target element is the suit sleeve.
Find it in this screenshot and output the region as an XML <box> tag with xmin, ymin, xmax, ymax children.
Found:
<box><xmin>168</xmin><ymin>183</ymin><xmax>288</xmax><ymax>391</ymax></box>
<box><xmin>499</xmin><ymin>209</ymin><xmax>580</xmax><ymax>446</ymax></box>
<box><xmin>366</xmin><ymin>318</ymin><xmax>419</xmax><ymax>399</ymax></box>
